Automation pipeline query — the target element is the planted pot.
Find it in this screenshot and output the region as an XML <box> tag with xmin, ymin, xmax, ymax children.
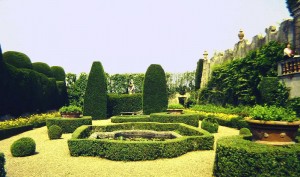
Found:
<box><xmin>60</xmin><ymin>113</ymin><xmax>81</xmax><ymax>118</ymax></box>
<box><xmin>59</xmin><ymin>105</ymin><xmax>82</xmax><ymax>118</ymax></box>
<box><xmin>246</xmin><ymin>119</ymin><xmax>300</xmax><ymax>145</ymax></box>
<box><xmin>166</xmin><ymin>109</ymin><xmax>184</xmax><ymax>114</ymax></box>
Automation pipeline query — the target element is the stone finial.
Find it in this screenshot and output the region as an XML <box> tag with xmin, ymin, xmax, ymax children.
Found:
<box><xmin>203</xmin><ymin>51</ymin><xmax>208</xmax><ymax>60</ymax></box>
<box><xmin>238</xmin><ymin>29</ymin><xmax>245</xmax><ymax>41</ymax></box>
<box><xmin>269</xmin><ymin>26</ymin><xmax>277</xmax><ymax>33</ymax></box>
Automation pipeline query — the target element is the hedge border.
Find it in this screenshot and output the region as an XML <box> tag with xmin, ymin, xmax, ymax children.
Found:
<box><xmin>214</xmin><ymin>135</ymin><xmax>300</xmax><ymax>177</ymax></box>
<box><xmin>0</xmin><ymin>124</ymin><xmax>33</xmax><ymax>140</ymax></box>
<box><xmin>0</xmin><ymin>152</ymin><xmax>5</xmax><ymax>177</ymax></box>
<box><xmin>68</xmin><ymin>122</ymin><xmax>214</xmax><ymax>161</ymax></box>
<box><xmin>46</xmin><ymin>116</ymin><xmax>92</xmax><ymax>133</ymax></box>
<box><xmin>111</xmin><ymin>113</ymin><xmax>199</xmax><ymax>127</ymax></box>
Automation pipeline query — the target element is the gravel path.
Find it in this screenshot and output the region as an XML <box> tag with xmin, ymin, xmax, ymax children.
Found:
<box><xmin>0</xmin><ymin>120</ymin><xmax>238</xmax><ymax>177</ymax></box>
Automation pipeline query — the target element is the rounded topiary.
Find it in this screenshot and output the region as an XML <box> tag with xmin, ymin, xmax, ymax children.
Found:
<box><xmin>195</xmin><ymin>59</ymin><xmax>204</xmax><ymax>90</ymax></box>
<box><xmin>143</xmin><ymin>64</ymin><xmax>168</xmax><ymax>115</ymax></box>
<box><xmin>3</xmin><ymin>51</ymin><xmax>32</xmax><ymax>69</ymax></box>
<box><xmin>51</xmin><ymin>66</ymin><xmax>66</xmax><ymax>81</ymax></box>
<box><xmin>239</xmin><ymin>128</ymin><xmax>252</xmax><ymax>136</ymax></box>
<box><xmin>83</xmin><ymin>61</ymin><xmax>107</xmax><ymax>119</ymax></box>
<box><xmin>0</xmin><ymin>152</ymin><xmax>6</xmax><ymax>177</ymax></box>
<box><xmin>201</xmin><ymin>117</ymin><xmax>219</xmax><ymax>133</ymax></box>
<box><xmin>10</xmin><ymin>137</ymin><xmax>36</xmax><ymax>157</ymax></box>
<box><xmin>48</xmin><ymin>125</ymin><xmax>63</xmax><ymax>139</ymax></box>
<box><xmin>32</xmin><ymin>62</ymin><xmax>53</xmax><ymax>77</ymax></box>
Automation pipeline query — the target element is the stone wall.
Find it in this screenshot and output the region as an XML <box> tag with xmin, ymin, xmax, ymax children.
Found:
<box><xmin>200</xmin><ymin>19</ymin><xmax>294</xmax><ymax>88</ymax></box>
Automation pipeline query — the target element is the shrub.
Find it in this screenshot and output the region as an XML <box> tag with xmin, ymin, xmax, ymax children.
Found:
<box><xmin>195</xmin><ymin>59</ymin><xmax>204</xmax><ymax>90</ymax></box>
<box><xmin>214</xmin><ymin>136</ymin><xmax>300</xmax><ymax>177</ymax></box>
<box><xmin>111</xmin><ymin>115</ymin><xmax>151</xmax><ymax>123</ymax></box>
<box><xmin>239</xmin><ymin>128</ymin><xmax>251</xmax><ymax>136</ymax></box>
<box><xmin>32</xmin><ymin>62</ymin><xmax>53</xmax><ymax>77</ymax></box>
<box><xmin>10</xmin><ymin>137</ymin><xmax>36</xmax><ymax>157</ymax></box>
<box><xmin>107</xmin><ymin>93</ymin><xmax>142</xmax><ymax>117</ymax></box>
<box><xmin>168</xmin><ymin>103</ymin><xmax>184</xmax><ymax>109</ymax></box>
<box><xmin>287</xmin><ymin>97</ymin><xmax>300</xmax><ymax>117</ymax></box>
<box><xmin>48</xmin><ymin>125</ymin><xmax>63</xmax><ymax>140</ymax></box>
<box><xmin>46</xmin><ymin>116</ymin><xmax>92</xmax><ymax>133</ymax></box>
<box><xmin>143</xmin><ymin>64</ymin><xmax>168</xmax><ymax>114</ymax></box>
<box><xmin>3</xmin><ymin>51</ymin><xmax>32</xmax><ymax>69</ymax></box>
<box><xmin>0</xmin><ymin>153</ymin><xmax>5</xmax><ymax>177</ymax></box>
<box><xmin>201</xmin><ymin>117</ymin><xmax>219</xmax><ymax>133</ymax></box>
<box><xmin>67</xmin><ymin>72</ymin><xmax>88</xmax><ymax>107</ymax></box>
<box><xmin>68</xmin><ymin>123</ymin><xmax>214</xmax><ymax>161</ymax></box>
<box><xmin>250</xmin><ymin>105</ymin><xmax>298</xmax><ymax>122</ymax></box>
<box><xmin>56</xmin><ymin>81</ymin><xmax>69</xmax><ymax>108</ymax></box>
<box><xmin>83</xmin><ymin>61</ymin><xmax>107</xmax><ymax>119</ymax></box>
<box><xmin>0</xmin><ymin>125</ymin><xmax>33</xmax><ymax>140</ymax></box>
<box><xmin>51</xmin><ymin>66</ymin><xmax>66</xmax><ymax>81</ymax></box>
<box><xmin>150</xmin><ymin>113</ymin><xmax>199</xmax><ymax>127</ymax></box>
<box><xmin>59</xmin><ymin>105</ymin><xmax>82</xmax><ymax>114</ymax></box>
<box><xmin>191</xmin><ymin>104</ymin><xmax>251</xmax><ymax>117</ymax></box>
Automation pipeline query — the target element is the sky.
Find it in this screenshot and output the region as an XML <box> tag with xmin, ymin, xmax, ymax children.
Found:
<box><xmin>0</xmin><ymin>0</ymin><xmax>292</xmax><ymax>75</ymax></box>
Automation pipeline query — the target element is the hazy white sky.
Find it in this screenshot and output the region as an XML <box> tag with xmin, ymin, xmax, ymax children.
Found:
<box><xmin>0</xmin><ymin>0</ymin><xmax>291</xmax><ymax>74</ymax></box>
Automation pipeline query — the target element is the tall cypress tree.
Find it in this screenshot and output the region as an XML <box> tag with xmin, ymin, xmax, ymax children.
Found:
<box><xmin>195</xmin><ymin>59</ymin><xmax>204</xmax><ymax>90</ymax></box>
<box><xmin>143</xmin><ymin>64</ymin><xmax>168</xmax><ymax>114</ymax></box>
<box><xmin>83</xmin><ymin>61</ymin><xmax>107</xmax><ymax>119</ymax></box>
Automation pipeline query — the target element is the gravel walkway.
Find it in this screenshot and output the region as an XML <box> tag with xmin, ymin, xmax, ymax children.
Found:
<box><xmin>0</xmin><ymin>120</ymin><xmax>238</xmax><ymax>177</ymax></box>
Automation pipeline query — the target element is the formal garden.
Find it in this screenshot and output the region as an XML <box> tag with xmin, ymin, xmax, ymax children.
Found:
<box><xmin>1</xmin><ymin>1</ymin><xmax>300</xmax><ymax>176</ymax></box>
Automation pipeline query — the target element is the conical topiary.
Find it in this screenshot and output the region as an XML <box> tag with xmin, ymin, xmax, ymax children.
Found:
<box><xmin>142</xmin><ymin>64</ymin><xmax>168</xmax><ymax>114</ymax></box>
<box><xmin>83</xmin><ymin>61</ymin><xmax>107</xmax><ymax>119</ymax></box>
<box><xmin>195</xmin><ymin>59</ymin><xmax>204</xmax><ymax>90</ymax></box>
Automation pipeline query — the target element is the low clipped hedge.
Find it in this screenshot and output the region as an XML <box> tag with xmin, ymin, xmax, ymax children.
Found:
<box><xmin>201</xmin><ymin>117</ymin><xmax>219</xmax><ymax>133</ymax></box>
<box><xmin>111</xmin><ymin>113</ymin><xmax>199</xmax><ymax>127</ymax></box>
<box><xmin>0</xmin><ymin>125</ymin><xmax>33</xmax><ymax>140</ymax></box>
<box><xmin>0</xmin><ymin>153</ymin><xmax>5</xmax><ymax>177</ymax></box>
<box><xmin>214</xmin><ymin>136</ymin><xmax>300</xmax><ymax>177</ymax></box>
<box><xmin>68</xmin><ymin>122</ymin><xmax>214</xmax><ymax>161</ymax></box>
<box><xmin>107</xmin><ymin>93</ymin><xmax>142</xmax><ymax>117</ymax></box>
<box><xmin>10</xmin><ymin>137</ymin><xmax>36</xmax><ymax>157</ymax></box>
<box><xmin>46</xmin><ymin>116</ymin><xmax>92</xmax><ymax>133</ymax></box>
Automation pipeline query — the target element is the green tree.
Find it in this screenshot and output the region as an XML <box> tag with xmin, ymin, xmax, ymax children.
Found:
<box><xmin>143</xmin><ymin>64</ymin><xmax>168</xmax><ymax>114</ymax></box>
<box><xmin>83</xmin><ymin>61</ymin><xmax>107</xmax><ymax>119</ymax></box>
<box><xmin>195</xmin><ymin>59</ymin><xmax>204</xmax><ymax>90</ymax></box>
<box><xmin>68</xmin><ymin>72</ymin><xmax>88</xmax><ymax>107</ymax></box>
<box><xmin>51</xmin><ymin>66</ymin><xmax>66</xmax><ymax>81</ymax></box>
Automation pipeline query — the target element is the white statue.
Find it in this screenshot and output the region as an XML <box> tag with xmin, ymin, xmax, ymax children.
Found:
<box><xmin>128</xmin><ymin>79</ymin><xmax>135</xmax><ymax>94</ymax></box>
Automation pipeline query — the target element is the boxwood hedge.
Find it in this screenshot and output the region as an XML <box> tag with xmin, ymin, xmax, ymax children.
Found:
<box><xmin>32</xmin><ymin>62</ymin><xmax>53</xmax><ymax>77</ymax></box>
<box><xmin>3</xmin><ymin>51</ymin><xmax>32</xmax><ymax>69</ymax></box>
<box><xmin>46</xmin><ymin>116</ymin><xmax>92</xmax><ymax>133</ymax></box>
<box><xmin>214</xmin><ymin>136</ymin><xmax>300</xmax><ymax>177</ymax></box>
<box><xmin>111</xmin><ymin>113</ymin><xmax>199</xmax><ymax>127</ymax></box>
<box><xmin>0</xmin><ymin>152</ymin><xmax>5</xmax><ymax>177</ymax></box>
<box><xmin>0</xmin><ymin>125</ymin><xmax>33</xmax><ymax>140</ymax></box>
<box><xmin>68</xmin><ymin>122</ymin><xmax>214</xmax><ymax>161</ymax></box>
<box><xmin>50</xmin><ymin>66</ymin><xmax>66</xmax><ymax>81</ymax></box>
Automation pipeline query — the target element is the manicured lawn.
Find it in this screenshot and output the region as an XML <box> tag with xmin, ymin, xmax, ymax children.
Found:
<box><xmin>0</xmin><ymin>120</ymin><xmax>238</xmax><ymax>177</ymax></box>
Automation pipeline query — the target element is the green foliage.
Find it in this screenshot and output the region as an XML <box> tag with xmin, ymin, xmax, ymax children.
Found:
<box><xmin>143</xmin><ymin>64</ymin><xmax>168</xmax><ymax>114</ymax></box>
<box><xmin>68</xmin><ymin>123</ymin><xmax>214</xmax><ymax>161</ymax></box>
<box><xmin>46</xmin><ymin>116</ymin><xmax>92</xmax><ymax>133</ymax></box>
<box><xmin>287</xmin><ymin>97</ymin><xmax>300</xmax><ymax>117</ymax></box>
<box><xmin>0</xmin><ymin>125</ymin><xmax>33</xmax><ymax>140</ymax></box>
<box><xmin>166</xmin><ymin>71</ymin><xmax>195</xmax><ymax>97</ymax></box>
<box><xmin>56</xmin><ymin>81</ymin><xmax>69</xmax><ymax>108</ymax></box>
<box><xmin>168</xmin><ymin>103</ymin><xmax>184</xmax><ymax>109</ymax></box>
<box><xmin>107</xmin><ymin>93</ymin><xmax>142</xmax><ymax>117</ymax></box>
<box><xmin>107</xmin><ymin>73</ymin><xmax>145</xmax><ymax>93</ymax></box>
<box><xmin>0</xmin><ymin>153</ymin><xmax>5</xmax><ymax>177</ymax></box>
<box><xmin>258</xmin><ymin>77</ymin><xmax>289</xmax><ymax>106</ymax></box>
<box><xmin>51</xmin><ymin>66</ymin><xmax>66</xmax><ymax>81</ymax></box>
<box><xmin>111</xmin><ymin>115</ymin><xmax>151</xmax><ymax>123</ymax></box>
<box><xmin>48</xmin><ymin>125</ymin><xmax>63</xmax><ymax>140</ymax></box>
<box><xmin>200</xmin><ymin>41</ymin><xmax>285</xmax><ymax>106</ymax></box>
<box><xmin>239</xmin><ymin>128</ymin><xmax>251</xmax><ymax>136</ymax></box>
<box><xmin>59</xmin><ymin>105</ymin><xmax>82</xmax><ymax>114</ymax></box>
<box><xmin>67</xmin><ymin>72</ymin><xmax>88</xmax><ymax>107</ymax></box>
<box><xmin>10</xmin><ymin>137</ymin><xmax>36</xmax><ymax>157</ymax></box>
<box><xmin>195</xmin><ymin>59</ymin><xmax>204</xmax><ymax>90</ymax></box>
<box><xmin>214</xmin><ymin>136</ymin><xmax>300</xmax><ymax>177</ymax></box>
<box><xmin>84</xmin><ymin>61</ymin><xmax>107</xmax><ymax>119</ymax></box>
<box><xmin>191</xmin><ymin>104</ymin><xmax>251</xmax><ymax>117</ymax></box>
<box><xmin>250</xmin><ymin>105</ymin><xmax>298</xmax><ymax>122</ymax></box>
<box><xmin>32</xmin><ymin>62</ymin><xmax>53</xmax><ymax>77</ymax></box>
<box><xmin>3</xmin><ymin>51</ymin><xmax>32</xmax><ymax>69</ymax></box>
<box><xmin>201</xmin><ymin>117</ymin><xmax>219</xmax><ymax>133</ymax></box>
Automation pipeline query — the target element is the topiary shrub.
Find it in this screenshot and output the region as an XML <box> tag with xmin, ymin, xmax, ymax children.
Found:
<box><xmin>0</xmin><ymin>152</ymin><xmax>5</xmax><ymax>177</ymax></box>
<box><xmin>46</xmin><ymin>116</ymin><xmax>92</xmax><ymax>133</ymax></box>
<box><xmin>107</xmin><ymin>93</ymin><xmax>142</xmax><ymax>117</ymax></box>
<box><xmin>48</xmin><ymin>125</ymin><xmax>63</xmax><ymax>140</ymax></box>
<box><xmin>195</xmin><ymin>59</ymin><xmax>204</xmax><ymax>90</ymax></box>
<box><xmin>239</xmin><ymin>128</ymin><xmax>251</xmax><ymax>136</ymax></box>
<box><xmin>3</xmin><ymin>51</ymin><xmax>32</xmax><ymax>69</ymax></box>
<box><xmin>32</xmin><ymin>62</ymin><xmax>53</xmax><ymax>77</ymax></box>
<box><xmin>10</xmin><ymin>137</ymin><xmax>36</xmax><ymax>157</ymax></box>
<box><xmin>51</xmin><ymin>66</ymin><xmax>66</xmax><ymax>81</ymax></box>
<box><xmin>83</xmin><ymin>61</ymin><xmax>107</xmax><ymax>119</ymax></box>
<box><xmin>201</xmin><ymin>116</ymin><xmax>219</xmax><ymax>133</ymax></box>
<box><xmin>143</xmin><ymin>64</ymin><xmax>168</xmax><ymax>114</ymax></box>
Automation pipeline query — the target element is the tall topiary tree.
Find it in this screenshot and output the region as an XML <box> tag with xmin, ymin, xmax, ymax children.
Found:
<box><xmin>83</xmin><ymin>61</ymin><xmax>107</xmax><ymax>119</ymax></box>
<box><xmin>32</xmin><ymin>62</ymin><xmax>53</xmax><ymax>77</ymax></box>
<box><xmin>143</xmin><ymin>64</ymin><xmax>168</xmax><ymax>114</ymax></box>
<box><xmin>51</xmin><ymin>66</ymin><xmax>66</xmax><ymax>81</ymax></box>
<box><xmin>195</xmin><ymin>59</ymin><xmax>204</xmax><ymax>90</ymax></box>
<box><xmin>3</xmin><ymin>51</ymin><xmax>32</xmax><ymax>69</ymax></box>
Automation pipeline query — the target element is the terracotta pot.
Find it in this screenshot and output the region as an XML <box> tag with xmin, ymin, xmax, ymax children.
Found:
<box><xmin>60</xmin><ymin>113</ymin><xmax>81</xmax><ymax>118</ymax></box>
<box><xmin>167</xmin><ymin>109</ymin><xmax>183</xmax><ymax>114</ymax></box>
<box><xmin>246</xmin><ymin>119</ymin><xmax>300</xmax><ymax>145</ymax></box>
